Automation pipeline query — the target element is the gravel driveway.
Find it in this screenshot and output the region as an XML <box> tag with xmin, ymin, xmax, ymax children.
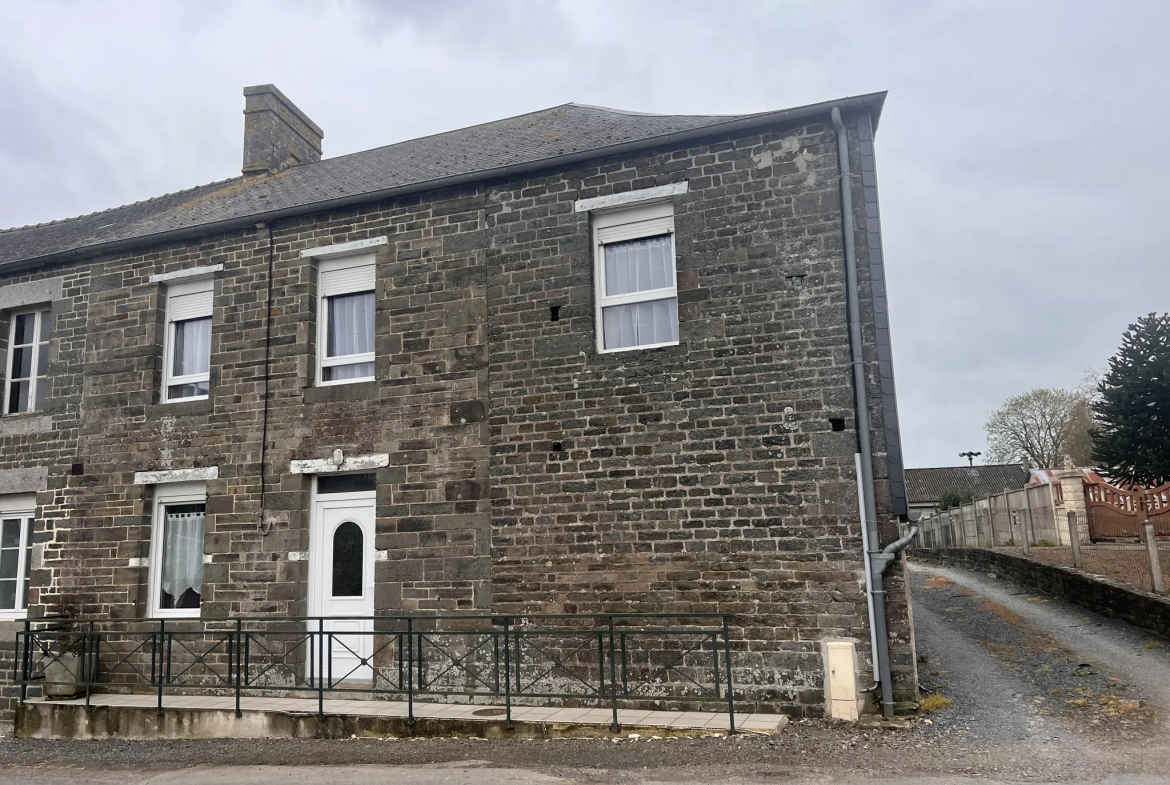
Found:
<box><xmin>2</xmin><ymin>561</ymin><xmax>1168</xmax><ymax>784</ymax></box>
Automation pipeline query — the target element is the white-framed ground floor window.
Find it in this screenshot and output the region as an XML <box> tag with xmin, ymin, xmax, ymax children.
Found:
<box><xmin>0</xmin><ymin>493</ymin><xmax>35</xmax><ymax>618</ymax></box>
<box><xmin>148</xmin><ymin>481</ymin><xmax>207</xmax><ymax>618</ymax></box>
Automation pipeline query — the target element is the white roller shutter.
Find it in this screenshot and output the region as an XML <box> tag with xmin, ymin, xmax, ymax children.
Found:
<box><xmin>319</xmin><ymin>253</ymin><xmax>376</xmax><ymax>297</ymax></box>
<box><xmin>167</xmin><ymin>277</ymin><xmax>213</xmax><ymax>322</ymax></box>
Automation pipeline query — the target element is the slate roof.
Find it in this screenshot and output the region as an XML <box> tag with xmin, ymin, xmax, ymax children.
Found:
<box><xmin>904</xmin><ymin>464</ymin><xmax>1030</xmax><ymax>505</ymax></box>
<box><xmin>0</xmin><ymin>93</ymin><xmax>886</xmax><ymax>269</ymax></box>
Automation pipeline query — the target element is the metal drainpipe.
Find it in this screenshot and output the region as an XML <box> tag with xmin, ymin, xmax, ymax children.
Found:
<box><xmin>831</xmin><ymin>106</ymin><xmax>899</xmax><ymax>718</ymax></box>
<box><xmin>856</xmin><ymin>454</ymin><xmax>880</xmax><ymax>685</ymax></box>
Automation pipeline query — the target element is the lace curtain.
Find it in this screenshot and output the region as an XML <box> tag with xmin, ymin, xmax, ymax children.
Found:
<box><xmin>602</xmin><ymin>235</ymin><xmax>677</xmax><ymax>349</ymax></box>
<box><xmin>161</xmin><ymin>506</ymin><xmax>205</xmax><ymax>603</ymax></box>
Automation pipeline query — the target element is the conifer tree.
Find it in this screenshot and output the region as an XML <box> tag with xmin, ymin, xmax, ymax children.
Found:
<box><xmin>1092</xmin><ymin>313</ymin><xmax>1170</xmax><ymax>486</ymax></box>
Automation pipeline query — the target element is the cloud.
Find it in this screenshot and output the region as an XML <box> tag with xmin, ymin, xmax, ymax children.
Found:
<box><xmin>1</xmin><ymin>0</ymin><xmax>1167</xmax><ymax>468</ymax></box>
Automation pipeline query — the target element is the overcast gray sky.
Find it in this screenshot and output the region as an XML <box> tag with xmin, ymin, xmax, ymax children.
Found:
<box><xmin>1</xmin><ymin>0</ymin><xmax>1165</xmax><ymax>469</ymax></box>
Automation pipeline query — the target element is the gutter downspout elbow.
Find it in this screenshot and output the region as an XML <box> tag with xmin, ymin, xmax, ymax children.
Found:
<box><xmin>871</xmin><ymin>525</ymin><xmax>919</xmax><ymax>579</ymax></box>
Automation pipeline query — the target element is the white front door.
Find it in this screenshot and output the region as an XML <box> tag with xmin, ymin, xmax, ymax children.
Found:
<box><xmin>309</xmin><ymin>482</ymin><xmax>375</xmax><ymax>684</ymax></box>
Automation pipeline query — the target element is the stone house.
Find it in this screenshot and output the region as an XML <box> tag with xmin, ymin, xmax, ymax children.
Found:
<box><xmin>0</xmin><ymin>85</ymin><xmax>912</xmax><ymax>725</ymax></box>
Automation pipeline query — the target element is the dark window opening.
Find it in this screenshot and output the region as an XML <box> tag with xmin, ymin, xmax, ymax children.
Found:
<box><xmin>551</xmin><ymin>442</ymin><xmax>564</xmax><ymax>453</ymax></box>
<box><xmin>549</xmin><ymin>305</ymin><xmax>561</xmax><ymax>322</ymax></box>
<box><xmin>331</xmin><ymin>521</ymin><xmax>363</xmax><ymax>597</ymax></box>
<box><xmin>829</xmin><ymin>418</ymin><xmax>847</xmax><ymax>432</ymax></box>
<box><xmin>70</xmin><ymin>462</ymin><xmax>84</xmax><ymax>476</ymax></box>
<box><xmin>318</xmin><ymin>472</ymin><xmax>377</xmax><ymax>494</ymax></box>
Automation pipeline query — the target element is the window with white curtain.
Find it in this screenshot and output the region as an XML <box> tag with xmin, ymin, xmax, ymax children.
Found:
<box><xmin>318</xmin><ymin>254</ymin><xmax>375</xmax><ymax>384</ymax></box>
<box><xmin>148</xmin><ymin>482</ymin><xmax>206</xmax><ymax>618</ymax></box>
<box><xmin>4</xmin><ymin>307</ymin><xmax>52</xmax><ymax>414</ymax></box>
<box><xmin>593</xmin><ymin>201</ymin><xmax>679</xmax><ymax>353</ymax></box>
<box><xmin>164</xmin><ymin>278</ymin><xmax>213</xmax><ymax>402</ymax></box>
<box><xmin>0</xmin><ymin>494</ymin><xmax>35</xmax><ymax>619</ymax></box>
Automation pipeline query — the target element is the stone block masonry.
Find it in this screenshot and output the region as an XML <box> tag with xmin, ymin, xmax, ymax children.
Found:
<box><xmin>0</xmin><ymin>108</ymin><xmax>911</xmax><ymax>725</ymax></box>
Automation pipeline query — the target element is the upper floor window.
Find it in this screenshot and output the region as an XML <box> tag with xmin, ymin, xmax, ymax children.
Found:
<box><xmin>164</xmin><ymin>278</ymin><xmax>213</xmax><ymax>402</ymax></box>
<box><xmin>0</xmin><ymin>494</ymin><xmax>35</xmax><ymax>619</ymax></box>
<box><xmin>5</xmin><ymin>308</ymin><xmax>52</xmax><ymax>414</ymax></box>
<box><xmin>318</xmin><ymin>254</ymin><xmax>375</xmax><ymax>385</ymax></box>
<box><xmin>593</xmin><ymin>201</ymin><xmax>679</xmax><ymax>353</ymax></box>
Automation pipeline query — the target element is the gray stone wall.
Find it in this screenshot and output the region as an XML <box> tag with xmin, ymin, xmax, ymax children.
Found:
<box><xmin>0</xmin><ymin>108</ymin><xmax>911</xmax><ymax>726</ymax></box>
<box><xmin>483</xmin><ymin>116</ymin><xmax>913</xmax><ymax>714</ymax></box>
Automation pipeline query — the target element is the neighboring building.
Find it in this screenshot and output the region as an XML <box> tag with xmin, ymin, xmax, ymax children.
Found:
<box><xmin>0</xmin><ymin>85</ymin><xmax>911</xmax><ymax>722</ymax></box>
<box><xmin>905</xmin><ymin>464</ymin><xmax>1029</xmax><ymax>518</ymax></box>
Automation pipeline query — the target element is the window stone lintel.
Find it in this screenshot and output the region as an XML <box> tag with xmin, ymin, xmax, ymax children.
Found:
<box><xmin>574</xmin><ymin>182</ymin><xmax>688</xmax><ymax>213</ymax></box>
<box><xmin>289</xmin><ymin>453</ymin><xmax>390</xmax><ymax>475</ymax></box>
<box><xmin>133</xmin><ymin>467</ymin><xmax>219</xmax><ymax>485</ymax></box>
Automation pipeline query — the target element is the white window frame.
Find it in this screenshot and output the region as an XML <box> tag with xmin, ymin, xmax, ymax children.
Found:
<box><xmin>147</xmin><ymin>481</ymin><xmax>207</xmax><ymax>619</ymax></box>
<box><xmin>4</xmin><ymin>307</ymin><xmax>51</xmax><ymax>415</ymax></box>
<box><xmin>163</xmin><ymin>277</ymin><xmax>213</xmax><ymax>403</ymax></box>
<box><xmin>0</xmin><ymin>493</ymin><xmax>36</xmax><ymax>620</ymax></box>
<box><xmin>316</xmin><ymin>252</ymin><xmax>376</xmax><ymax>386</ymax></box>
<box><xmin>592</xmin><ymin>200</ymin><xmax>679</xmax><ymax>354</ymax></box>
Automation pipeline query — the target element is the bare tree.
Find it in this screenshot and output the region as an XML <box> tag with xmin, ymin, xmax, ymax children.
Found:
<box><xmin>1066</xmin><ymin>369</ymin><xmax>1103</xmax><ymax>466</ymax></box>
<box><xmin>985</xmin><ymin>388</ymin><xmax>1083</xmax><ymax>468</ymax></box>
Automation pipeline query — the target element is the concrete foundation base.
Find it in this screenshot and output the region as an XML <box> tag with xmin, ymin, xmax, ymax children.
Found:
<box><xmin>16</xmin><ymin>695</ymin><xmax>788</xmax><ymax>740</ymax></box>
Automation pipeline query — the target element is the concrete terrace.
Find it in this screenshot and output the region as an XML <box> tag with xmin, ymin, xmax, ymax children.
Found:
<box><xmin>17</xmin><ymin>694</ymin><xmax>788</xmax><ymax>740</ymax></box>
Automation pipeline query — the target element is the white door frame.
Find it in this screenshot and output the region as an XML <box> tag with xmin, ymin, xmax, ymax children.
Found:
<box><xmin>307</xmin><ymin>481</ymin><xmax>376</xmax><ymax>684</ymax></box>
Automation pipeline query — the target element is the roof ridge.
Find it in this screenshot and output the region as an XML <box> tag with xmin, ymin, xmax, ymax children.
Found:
<box><xmin>288</xmin><ymin>102</ymin><xmax>581</xmax><ymax>170</ymax></box>
<box><xmin>907</xmin><ymin>464</ymin><xmax>1024</xmax><ymax>471</ymax></box>
<box><xmin>0</xmin><ymin>91</ymin><xmax>889</xmax><ymax>269</ymax></box>
<box><xmin>567</xmin><ymin>102</ymin><xmax>744</xmax><ymax>119</ymax></box>
<box><xmin>0</xmin><ymin>103</ymin><xmax>762</xmax><ymax>236</ymax></box>
<box><xmin>0</xmin><ymin>175</ymin><xmax>244</xmax><ymax>235</ymax></box>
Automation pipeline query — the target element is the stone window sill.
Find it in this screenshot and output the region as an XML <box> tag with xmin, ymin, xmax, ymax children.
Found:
<box><xmin>0</xmin><ymin>414</ymin><xmax>52</xmax><ymax>437</ymax></box>
<box><xmin>303</xmin><ymin>380</ymin><xmax>379</xmax><ymax>404</ymax></box>
<box><xmin>146</xmin><ymin>399</ymin><xmax>214</xmax><ymax>419</ymax></box>
<box><xmin>592</xmin><ymin>342</ymin><xmax>689</xmax><ymax>365</ymax></box>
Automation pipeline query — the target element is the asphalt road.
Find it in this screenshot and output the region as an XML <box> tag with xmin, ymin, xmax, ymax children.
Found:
<box><xmin>2</xmin><ymin>561</ymin><xmax>1168</xmax><ymax>784</ymax></box>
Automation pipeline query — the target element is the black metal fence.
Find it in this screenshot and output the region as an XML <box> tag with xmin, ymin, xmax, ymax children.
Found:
<box><xmin>14</xmin><ymin>613</ymin><xmax>737</xmax><ymax>732</ymax></box>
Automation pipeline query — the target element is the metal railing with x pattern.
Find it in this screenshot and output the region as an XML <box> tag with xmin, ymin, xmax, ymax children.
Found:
<box><xmin>14</xmin><ymin>613</ymin><xmax>738</xmax><ymax>732</ymax></box>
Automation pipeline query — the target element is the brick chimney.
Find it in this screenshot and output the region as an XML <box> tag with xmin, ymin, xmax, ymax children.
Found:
<box><xmin>241</xmin><ymin>84</ymin><xmax>323</xmax><ymax>177</ymax></box>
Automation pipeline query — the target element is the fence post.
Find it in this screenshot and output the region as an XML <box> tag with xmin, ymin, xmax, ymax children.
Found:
<box><xmin>234</xmin><ymin>618</ymin><xmax>242</xmax><ymax>718</ymax></box>
<box><xmin>1067</xmin><ymin>511</ymin><xmax>1083</xmax><ymax>569</ymax></box>
<box><xmin>407</xmin><ymin>617</ymin><xmax>415</xmax><ymax>726</ymax></box>
<box><xmin>722</xmin><ymin>615</ymin><xmax>736</xmax><ymax>735</ymax></box>
<box><xmin>318</xmin><ymin>618</ymin><xmax>325</xmax><ymax>720</ymax></box>
<box><xmin>1143</xmin><ymin>522</ymin><xmax>1166</xmax><ymax>593</ymax></box>
<box><xmin>157</xmin><ymin>619</ymin><xmax>166</xmax><ymax>716</ymax></box>
<box><xmin>608</xmin><ymin>616</ymin><xmax>620</xmax><ymax>732</ymax></box>
<box><xmin>19</xmin><ymin>619</ymin><xmax>29</xmax><ymax>704</ymax></box>
<box><xmin>85</xmin><ymin>620</ymin><xmax>94</xmax><ymax>709</ymax></box>
<box><xmin>989</xmin><ymin>500</ymin><xmax>999</xmax><ymax>547</ymax></box>
<box><xmin>1013</xmin><ymin>512</ymin><xmax>1029</xmax><ymax>554</ymax></box>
